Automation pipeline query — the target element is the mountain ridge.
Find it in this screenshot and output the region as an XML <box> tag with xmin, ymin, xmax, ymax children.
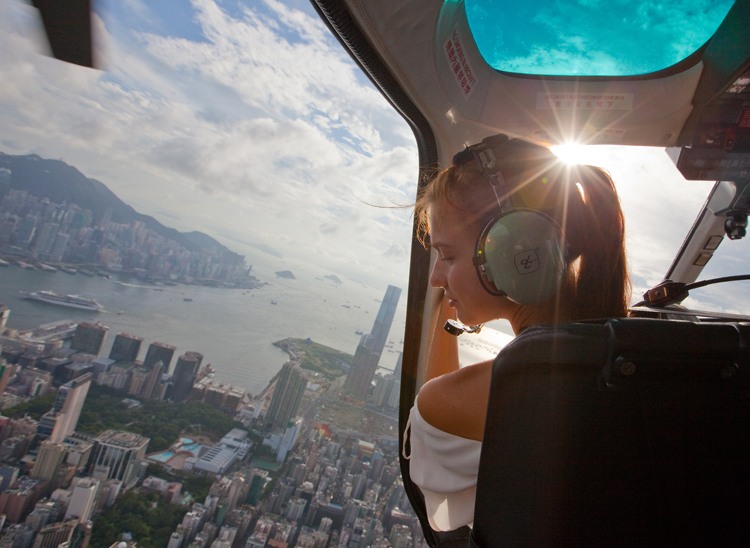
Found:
<box><xmin>0</xmin><ymin>152</ymin><xmax>242</xmax><ymax>261</ymax></box>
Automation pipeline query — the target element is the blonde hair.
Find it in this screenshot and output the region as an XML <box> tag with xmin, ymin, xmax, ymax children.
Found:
<box><xmin>415</xmin><ymin>139</ymin><xmax>630</xmax><ymax>320</ymax></box>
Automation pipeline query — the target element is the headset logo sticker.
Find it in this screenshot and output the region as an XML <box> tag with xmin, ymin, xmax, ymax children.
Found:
<box><xmin>514</xmin><ymin>249</ymin><xmax>540</xmax><ymax>275</ymax></box>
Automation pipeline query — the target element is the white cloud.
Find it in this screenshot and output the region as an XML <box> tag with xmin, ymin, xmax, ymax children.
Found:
<box><xmin>0</xmin><ymin>0</ymin><xmax>415</xmax><ymax>295</ymax></box>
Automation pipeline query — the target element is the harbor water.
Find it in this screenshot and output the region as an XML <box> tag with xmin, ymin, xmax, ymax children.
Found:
<box><xmin>0</xmin><ymin>263</ymin><xmax>403</xmax><ymax>396</ymax></box>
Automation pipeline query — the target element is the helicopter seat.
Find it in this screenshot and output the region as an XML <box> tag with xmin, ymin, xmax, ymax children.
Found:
<box><xmin>469</xmin><ymin>317</ymin><xmax>750</xmax><ymax>547</ymax></box>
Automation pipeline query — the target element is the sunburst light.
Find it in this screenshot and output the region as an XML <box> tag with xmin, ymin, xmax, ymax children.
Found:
<box><xmin>551</xmin><ymin>142</ymin><xmax>590</xmax><ymax>165</ymax></box>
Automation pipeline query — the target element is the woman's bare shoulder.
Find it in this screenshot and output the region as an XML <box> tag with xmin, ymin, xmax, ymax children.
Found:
<box><xmin>417</xmin><ymin>361</ymin><xmax>493</xmax><ymax>441</ymax></box>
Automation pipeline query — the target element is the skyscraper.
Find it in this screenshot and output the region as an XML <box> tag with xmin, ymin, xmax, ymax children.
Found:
<box><xmin>393</xmin><ymin>352</ymin><xmax>403</xmax><ymax>378</ymax></box>
<box><xmin>31</xmin><ymin>221</ymin><xmax>59</xmax><ymax>257</ymax></box>
<box><xmin>139</xmin><ymin>360</ymin><xmax>164</xmax><ymax>400</ymax></box>
<box><xmin>143</xmin><ymin>342</ymin><xmax>175</xmax><ymax>373</ymax></box>
<box><xmin>33</xmin><ymin>520</ymin><xmax>77</xmax><ymax>547</ymax></box>
<box><xmin>139</xmin><ymin>342</ymin><xmax>176</xmax><ymax>399</ymax></box>
<box><xmin>369</xmin><ymin>285</ymin><xmax>402</xmax><ymax>354</ymax></box>
<box><xmin>0</xmin><ymin>361</ymin><xmax>12</xmax><ymax>395</ymax></box>
<box><xmin>171</xmin><ymin>351</ymin><xmax>203</xmax><ymax>403</ymax></box>
<box><xmin>65</xmin><ymin>477</ymin><xmax>99</xmax><ymax>522</ymax></box>
<box><xmin>344</xmin><ymin>285</ymin><xmax>401</xmax><ymax>400</ymax></box>
<box><xmin>70</xmin><ymin>322</ymin><xmax>108</xmax><ymax>356</ymax></box>
<box><xmin>266</xmin><ymin>362</ymin><xmax>307</xmax><ymax>429</ymax></box>
<box><xmin>36</xmin><ymin>373</ymin><xmax>92</xmax><ymax>443</ymax></box>
<box><xmin>0</xmin><ymin>305</ymin><xmax>9</xmax><ymax>331</ymax></box>
<box><xmin>30</xmin><ymin>440</ymin><xmax>67</xmax><ymax>482</ymax></box>
<box><xmin>91</xmin><ymin>430</ymin><xmax>149</xmax><ymax>488</ymax></box>
<box><xmin>108</xmin><ymin>332</ymin><xmax>143</xmax><ymax>363</ymax></box>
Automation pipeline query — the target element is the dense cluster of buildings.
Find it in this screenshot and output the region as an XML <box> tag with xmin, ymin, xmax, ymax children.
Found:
<box><xmin>0</xmin><ymin>372</ymin><xmax>152</xmax><ymax>545</ymax></box>
<box><xmin>144</xmin><ymin>418</ymin><xmax>419</xmax><ymax>548</ymax></box>
<box><xmin>0</xmin><ymin>317</ymin><xmax>225</xmax><ymax>411</ymax></box>
<box><xmin>231</xmin><ymin>424</ymin><xmax>419</xmax><ymax>547</ymax></box>
<box><xmin>0</xmin><ymin>186</ymin><xmax>254</xmax><ymax>285</ymax></box>
<box><xmin>0</xmin><ymin>282</ymin><xmax>419</xmax><ymax>546</ymax></box>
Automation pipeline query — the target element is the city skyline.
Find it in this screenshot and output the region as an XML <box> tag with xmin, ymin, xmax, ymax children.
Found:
<box><xmin>0</xmin><ymin>170</ymin><xmax>255</xmax><ymax>286</ymax></box>
<box><xmin>0</xmin><ymin>291</ymin><xmax>419</xmax><ymax>546</ymax></box>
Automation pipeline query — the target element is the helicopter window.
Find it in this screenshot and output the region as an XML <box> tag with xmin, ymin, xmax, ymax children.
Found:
<box><xmin>686</xmin><ymin>229</ymin><xmax>750</xmax><ymax>314</ymax></box>
<box><xmin>464</xmin><ymin>0</ymin><xmax>734</xmax><ymax>76</ymax></box>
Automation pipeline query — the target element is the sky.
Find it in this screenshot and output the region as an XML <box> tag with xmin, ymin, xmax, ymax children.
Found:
<box><xmin>0</xmin><ymin>0</ymin><xmax>417</xmax><ymax>293</ymax></box>
<box><xmin>467</xmin><ymin>0</ymin><xmax>734</xmax><ymax>76</ymax></box>
<box><xmin>0</xmin><ymin>0</ymin><xmax>748</xmax><ymax>343</ymax></box>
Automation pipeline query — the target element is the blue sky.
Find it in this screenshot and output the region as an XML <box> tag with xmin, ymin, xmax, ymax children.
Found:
<box><xmin>467</xmin><ymin>0</ymin><xmax>733</xmax><ymax>75</ymax></box>
<box><xmin>0</xmin><ymin>0</ymin><xmax>748</xmax><ymax>341</ymax></box>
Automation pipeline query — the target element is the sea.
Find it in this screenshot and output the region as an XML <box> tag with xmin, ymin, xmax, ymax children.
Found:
<box><xmin>0</xmin><ymin>263</ymin><xmax>406</xmax><ymax>397</ymax></box>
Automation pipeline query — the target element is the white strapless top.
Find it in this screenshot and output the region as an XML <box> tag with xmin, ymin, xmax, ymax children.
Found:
<box><xmin>403</xmin><ymin>398</ymin><xmax>482</xmax><ymax>531</ymax></box>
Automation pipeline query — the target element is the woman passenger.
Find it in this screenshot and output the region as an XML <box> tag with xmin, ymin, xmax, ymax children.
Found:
<box><xmin>405</xmin><ymin>134</ymin><xmax>630</xmax><ymax>531</ymax></box>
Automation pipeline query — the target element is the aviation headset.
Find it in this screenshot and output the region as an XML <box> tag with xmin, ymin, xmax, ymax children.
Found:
<box><xmin>452</xmin><ymin>134</ymin><xmax>569</xmax><ymax>305</ymax></box>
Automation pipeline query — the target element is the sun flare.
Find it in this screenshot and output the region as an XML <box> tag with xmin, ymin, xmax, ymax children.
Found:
<box><xmin>552</xmin><ymin>142</ymin><xmax>590</xmax><ymax>165</ymax></box>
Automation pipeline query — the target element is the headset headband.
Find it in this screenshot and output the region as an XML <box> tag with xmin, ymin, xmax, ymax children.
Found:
<box><xmin>452</xmin><ymin>134</ymin><xmax>512</xmax><ymax>169</ymax></box>
<box><xmin>453</xmin><ymin>134</ymin><xmax>569</xmax><ymax>305</ymax></box>
<box><xmin>452</xmin><ymin>134</ymin><xmax>519</xmax><ymax>210</ymax></box>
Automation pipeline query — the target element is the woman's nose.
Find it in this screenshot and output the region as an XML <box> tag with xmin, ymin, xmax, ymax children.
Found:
<box><xmin>429</xmin><ymin>260</ymin><xmax>445</xmax><ymax>288</ymax></box>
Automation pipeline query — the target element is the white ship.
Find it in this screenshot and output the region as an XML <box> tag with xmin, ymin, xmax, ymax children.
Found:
<box><xmin>23</xmin><ymin>290</ymin><xmax>103</xmax><ymax>311</ymax></box>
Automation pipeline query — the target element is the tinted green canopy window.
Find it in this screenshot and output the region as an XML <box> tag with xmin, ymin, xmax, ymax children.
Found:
<box><xmin>465</xmin><ymin>0</ymin><xmax>734</xmax><ymax>76</ymax></box>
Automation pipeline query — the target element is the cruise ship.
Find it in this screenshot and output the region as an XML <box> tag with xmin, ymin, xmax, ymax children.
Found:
<box><xmin>23</xmin><ymin>290</ymin><xmax>103</xmax><ymax>311</ymax></box>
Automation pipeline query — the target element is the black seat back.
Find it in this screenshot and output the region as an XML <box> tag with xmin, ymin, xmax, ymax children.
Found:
<box><xmin>470</xmin><ymin>318</ymin><xmax>750</xmax><ymax>547</ymax></box>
